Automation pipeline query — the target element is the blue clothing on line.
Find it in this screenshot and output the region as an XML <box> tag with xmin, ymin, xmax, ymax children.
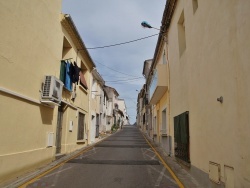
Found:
<box><xmin>65</xmin><ymin>61</ymin><xmax>72</xmax><ymax>91</ymax></box>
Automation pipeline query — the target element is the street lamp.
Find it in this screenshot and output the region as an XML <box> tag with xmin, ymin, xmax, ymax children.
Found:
<box><xmin>141</xmin><ymin>21</ymin><xmax>160</xmax><ymax>31</ymax></box>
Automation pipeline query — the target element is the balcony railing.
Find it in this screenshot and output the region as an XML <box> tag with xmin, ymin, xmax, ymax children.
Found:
<box><xmin>149</xmin><ymin>64</ymin><xmax>168</xmax><ymax>105</ymax></box>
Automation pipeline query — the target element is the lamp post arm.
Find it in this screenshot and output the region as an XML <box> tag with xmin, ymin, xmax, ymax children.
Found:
<box><xmin>141</xmin><ymin>21</ymin><xmax>161</xmax><ymax>31</ymax></box>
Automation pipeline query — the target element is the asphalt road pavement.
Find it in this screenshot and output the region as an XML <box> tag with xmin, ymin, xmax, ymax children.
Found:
<box><xmin>24</xmin><ymin>125</ymin><xmax>180</xmax><ymax>188</ymax></box>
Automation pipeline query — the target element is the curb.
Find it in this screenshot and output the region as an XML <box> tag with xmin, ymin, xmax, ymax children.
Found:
<box><xmin>2</xmin><ymin>133</ymin><xmax>113</xmax><ymax>188</ymax></box>
<box><xmin>141</xmin><ymin>131</ymin><xmax>201</xmax><ymax>188</ymax></box>
<box><xmin>141</xmin><ymin>132</ymin><xmax>184</xmax><ymax>188</ymax></box>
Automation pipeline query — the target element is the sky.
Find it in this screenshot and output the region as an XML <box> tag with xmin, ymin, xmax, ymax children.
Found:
<box><xmin>62</xmin><ymin>0</ymin><xmax>166</xmax><ymax>124</ymax></box>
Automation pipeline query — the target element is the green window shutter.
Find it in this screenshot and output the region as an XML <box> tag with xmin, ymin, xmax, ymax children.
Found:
<box><xmin>180</xmin><ymin>112</ymin><xmax>189</xmax><ymax>144</ymax></box>
<box><xmin>174</xmin><ymin>115</ymin><xmax>181</xmax><ymax>143</ymax></box>
<box><xmin>60</xmin><ymin>61</ymin><xmax>66</xmax><ymax>84</ymax></box>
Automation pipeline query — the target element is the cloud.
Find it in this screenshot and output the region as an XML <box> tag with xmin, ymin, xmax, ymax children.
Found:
<box><xmin>62</xmin><ymin>0</ymin><xmax>166</xmax><ymax>123</ymax></box>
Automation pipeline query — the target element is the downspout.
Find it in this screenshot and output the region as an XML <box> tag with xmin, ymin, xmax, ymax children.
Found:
<box><xmin>166</xmin><ymin>39</ymin><xmax>172</xmax><ymax>156</ymax></box>
<box><xmin>161</xmin><ymin>0</ymin><xmax>177</xmax><ymax>157</ymax></box>
<box><xmin>87</xmin><ymin>70</ymin><xmax>93</xmax><ymax>145</ymax></box>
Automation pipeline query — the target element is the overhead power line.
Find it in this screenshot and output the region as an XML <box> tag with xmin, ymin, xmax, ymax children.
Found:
<box><xmin>106</xmin><ymin>77</ymin><xmax>143</xmax><ymax>83</ymax></box>
<box><xmin>87</xmin><ymin>33</ymin><xmax>159</xmax><ymax>49</ymax></box>
<box><xmin>96</xmin><ymin>61</ymin><xmax>139</xmax><ymax>77</ymax></box>
<box><xmin>101</xmin><ymin>74</ymin><xmax>137</xmax><ymax>79</ymax></box>
<box><xmin>107</xmin><ymin>79</ymin><xmax>143</xmax><ymax>84</ymax></box>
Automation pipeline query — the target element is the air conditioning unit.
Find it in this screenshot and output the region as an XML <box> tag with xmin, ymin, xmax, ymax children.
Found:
<box><xmin>41</xmin><ymin>75</ymin><xmax>63</xmax><ymax>105</ymax></box>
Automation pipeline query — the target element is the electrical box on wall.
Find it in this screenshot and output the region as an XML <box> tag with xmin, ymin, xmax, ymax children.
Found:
<box><xmin>69</xmin><ymin>121</ymin><xmax>73</xmax><ymax>132</ymax></box>
<box><xmin>47</xmin><ymin>132</ymin><xmax>54</xmax><ymax>147</ymax></box>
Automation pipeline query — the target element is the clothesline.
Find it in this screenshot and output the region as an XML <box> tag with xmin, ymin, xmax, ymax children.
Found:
<box><xmin>62</xmin><ymin>58</ymin><xmax>73</xmax><ymax>61</ymax></box>
<box><xmin>60</xmin><ymin>60</ymin><xmax>88</xmax><ymax>91</ymax></box>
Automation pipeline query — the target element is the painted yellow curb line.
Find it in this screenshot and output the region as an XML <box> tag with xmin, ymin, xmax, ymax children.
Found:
<box><xmin>18</xmin><ymin>135</ymin><xmax>111</xmax><ymax>188</ymax></box>
<box><xmin>142</xmin><ymin>134</ymin><xmax>185</xmax><ymax>188</ymax></box>
<box><xmin>19</xmin><ymin>146</ymin><xmax>93</xmax><ymax>188</ymax></box>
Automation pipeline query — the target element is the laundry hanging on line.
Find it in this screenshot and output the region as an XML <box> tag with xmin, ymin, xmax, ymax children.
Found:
<box><xmin>60</xmin><ymin>60</ymin><xmax>81</xmax><ymax>91</ymax></box>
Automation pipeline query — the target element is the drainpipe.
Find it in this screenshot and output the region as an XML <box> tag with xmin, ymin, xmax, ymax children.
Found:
<box><xmin>165</xmin><ymin>37</ymin><xmax>172</xmax><ymax>156</ymax></box>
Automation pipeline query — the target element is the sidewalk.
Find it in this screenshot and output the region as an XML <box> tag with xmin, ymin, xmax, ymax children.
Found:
<box><xmin>142</xmin><ymin>132</ymin><xmax>203</xmax><ymax>188</ymax></box>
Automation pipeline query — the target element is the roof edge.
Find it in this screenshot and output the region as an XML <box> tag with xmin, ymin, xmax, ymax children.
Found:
<box><xmin>61</xmin><ymin>14</ymin><xmax>96</xmax><ymax>68</ymax></box>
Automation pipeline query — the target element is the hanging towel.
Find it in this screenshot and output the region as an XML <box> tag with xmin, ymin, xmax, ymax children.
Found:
<box><xmin>65</xmin><ymin>61</ymin><xmax>72</xmax><ymax>91</ymax></box>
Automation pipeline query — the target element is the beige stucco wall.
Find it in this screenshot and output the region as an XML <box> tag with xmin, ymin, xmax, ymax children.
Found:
<box><xmin>152</xmin><ymin>91</ymin><xmax>168</xmax><ymax>144</ymax></box>
<box><xmin>0</xmin><ymin>95</ymin><xmax>56</xmax><ymax>181</ymax></box>
<box><xmin>0</xmin><ymin>0</ymin><xmax>62</xmax><ymax>182</ymax></box>
<box><xmin>149</xmin><ymin>38</ymin><xmax>170</xmax><ymax>143</ymax></box>
<box><xmin>168</xmin><ymin>0</ymin><xmax>250</xmax><ymax>186</ymax></box>
<box><xmin>60</xmin><ymin>106</ymin><xmax>87</xmax><ymax>154</ymax></box>
<box><xmin>60</xmin><ymin>19</ymin><xmax>92</xmax><ymax>151</ymax></box>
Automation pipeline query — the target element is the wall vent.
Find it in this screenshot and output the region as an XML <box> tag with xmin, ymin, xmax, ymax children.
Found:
<box><xmin>209</xmin><ymin>161</ymin><xmax>221</xmax><ymax>184</ymax></box>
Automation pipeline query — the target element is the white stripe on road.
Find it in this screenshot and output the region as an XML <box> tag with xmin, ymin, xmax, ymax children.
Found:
<box><xmin>155</xmin><ymin>167</ymin><xmax>166</xmax><ymax>186</ymax></box>
<box><xmin>79</xmin><ymin>147</ymin><xmax>97</xmax><ymax>159</ymax></box>
<box><xmin>44</xmin><ymin>166</ymin><xmax>73</xmax><ymax>178</ymax></box>
<box><xmin>148</xmin><ymin>165</ymin><xmax>177</xmax><ymax>186</ymax></box>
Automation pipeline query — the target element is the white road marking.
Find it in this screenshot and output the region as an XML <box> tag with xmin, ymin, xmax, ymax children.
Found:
<box><xmin>44</xmin><ymin>166</ymin><xmax>73</xmax><ymax>178</ymax></box>
<box><xmin>155</xmin><ymin>167</ymin><xmax>166</xmax><ymax>186</ymax></box>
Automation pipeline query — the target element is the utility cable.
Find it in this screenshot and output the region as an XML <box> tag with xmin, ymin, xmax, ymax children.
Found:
<box><xmin>105</xmin><ymin>77</ymin><xmax>143</xmax><ymax>82</ymax></box>
<box><xmin>101</xmin><ymin>75</ymin><xmax>137</xmax><ymax>79</ymax></box>
<box><xmin>87</xmin><ymin>33</ymin><xmax>159</xmax><ymax>49</ymax></box>
<box><xmin>95</xmin><ymin>61</ymin><xmax>140</xmax><ymax>77</ymax></box>
<box><xmin>107</xmin><ymin>79</ymin><xmax>143</xmax><ymax>84</ymax></box>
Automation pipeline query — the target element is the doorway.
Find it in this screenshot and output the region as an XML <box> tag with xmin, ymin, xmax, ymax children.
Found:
<box><xmin>96</xmin><ymin>114</ymin><xmax>99</xmax><ymax>138</ymax></box>
<box><xmin>78</xmin><ymin>112</ymin><xmax>85</xmax><ymax>140</ymax></box>
<box><xmin>174</xmin><ymin>111</ymin><xmax>190</xmax><ymax>163</ymax></box>
<box><xmin>56</xmin><ymin>103</ymin><xmax>65</xmax><ymax>154</ymax></box>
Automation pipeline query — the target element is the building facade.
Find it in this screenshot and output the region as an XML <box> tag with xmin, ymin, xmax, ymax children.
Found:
<box><xmin>58</xmin><ymin>14</ymin><xmax>95</xmax><ymax>154</ymax></box>
<box><xmin>0</xmin><ymin>2</ymin><xmax>124</xmax><ymax>183</ymax></box>
<box><xmin>141</xmin><ymin>0</ymin><xmax>250</xmax><ymax>187</ymax></box>
<box><xmin>90</xmin><ymin>68</ymin><xmax>106</xmax><ymax>142</ymax></box>
<box><xmin>104</xmin><ymin>86</ymin><xmax>121</xmax><ymax>130</ymax></box>
<box><xmin>0</xmin><ymin>6</ymin><xmax>101</xmax><ymax>181</ymax></box>
<box><xmin>0</xmin><ymin>0</ymin><xmax>63</xmax><ymax>182</ymax></box>
<box><xmin>117</xmin><ymin>99</ymin><xmax>129</xmax><ymax>127</ymax></box>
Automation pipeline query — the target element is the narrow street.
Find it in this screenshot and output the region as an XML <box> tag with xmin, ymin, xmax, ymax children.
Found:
<box><xmin>22</xmin><ymin>126</ymin><xmax>181</xmax><ymax>188</ymax></box>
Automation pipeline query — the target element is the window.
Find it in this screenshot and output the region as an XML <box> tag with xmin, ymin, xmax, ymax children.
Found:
<box><xmin>62</xmin><ymin>37</ymin><xmax>72</xmax><ymax>59</ymax></box>
<box><xmin>114</xmin><ymin>103</ymin><xmax>118</xmax><ymax>109</ymax></box>
<box><xmin>60</xmin><ymin>60</ymin><xmax>76</xmax><ymax>91</ymax></box>
<box><xmin>192</xmin><ymin>0</ymin><xmax>198</xmax><ymax>14</ymax></box>
<box><xmin>91</xmin><ymin>79</ymin><xmax>96</xmax><ymax>98</ymax></box>
<box><xmin>60</xmin><ymin>60</ymin><xmax>82</xmax><ymax>92</ymax></box>
<box><xmin>80</xmin><ymin>61</ymin><xmax>88</xmax><ymax>90</ymax></box>
<box><xmin>61</xmin><ymin>37</ymin><xmax>83</xmax><ymax>92</ymax></box>
<box><xmin>60</xmin><ymin>37</ymin><xmax>73</xmax><ymax>91</ymax></box>
<box><xmin>153</xmin><ymin>116</ymin><xmax>157</xmax><ymax>135</ymax></box>
<box><xmin>178</xmin><ymin>10</ymin><xmax>186</xmax><ymax>57</ymax></box>
<box><xmin>161</xmin><ymin>109</ymin><xmax>167</xmax><ymax>135</ymax></box>
<box><xmin>149</xmin><ymin>69</ymin><xmax>158</xmax><ymax>99</ymax></box>
<box><xmin>78</xmin><ymin>113</ymin><xmax>85</xmax><ymax>140</ymax></box>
